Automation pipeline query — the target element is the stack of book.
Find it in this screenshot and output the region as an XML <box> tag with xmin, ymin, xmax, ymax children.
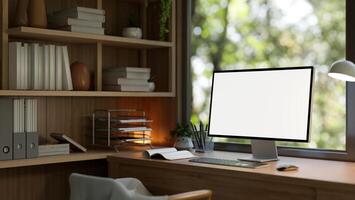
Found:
<box><xmin>102</xmin><ymin>67</ymin><xmax>153</xmax><ymax>92</ymax></box>
<box><xmin>9</xmin><ymin>42</ymin><xmax>73</xmax><ymax>91</ymax></box>
<box><xmin>38</xmin><ymin>144</ymin><xmax>70</xmax><ymax>157</ymax></box>
<box><xmin>48</xmin><ymin>7</ymin><xmax>105</xmax><ymax>35</ymax></box>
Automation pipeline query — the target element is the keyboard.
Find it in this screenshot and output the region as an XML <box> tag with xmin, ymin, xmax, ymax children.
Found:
<box><xmin>189</xmin><ymin>157</ymin><xmax>268</xmax><ymax>169</ymax></box>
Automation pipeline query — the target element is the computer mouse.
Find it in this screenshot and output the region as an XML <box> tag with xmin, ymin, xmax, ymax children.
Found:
<box><xmin>276</xmin><ymin>164</ymin><xmax>298</xmax><ymax>171</ymax></box>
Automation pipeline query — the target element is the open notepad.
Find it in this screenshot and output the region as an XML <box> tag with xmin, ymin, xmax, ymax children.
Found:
<box><xmin>144</xmin><ymin>148</ymin><xmax>195</xmax><ymax>160</ymax></box>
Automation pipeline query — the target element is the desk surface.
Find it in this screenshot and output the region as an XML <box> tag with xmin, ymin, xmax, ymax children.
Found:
<box><xmin>108</xmin><ymin>150</ymin><xmax>355</xmax><ymax>189</ymax></box>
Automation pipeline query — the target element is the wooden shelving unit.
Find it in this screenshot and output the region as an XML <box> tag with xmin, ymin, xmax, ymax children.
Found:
<box><xmin>0</xmin><ymin>0</ymin><xmax>177</xmax><ymax>160</ymax></box>
<box><xmin>0</xmin><ymin>150</ymin><xmax>115</xmax><ymax>169</ymax></box>
<box><xmin>1</xmin><ymin>0</ymin><xmax>176</xmax><ymax>95</ymax></box>
<box><xmin>0</xmin><ymin>0</ymin><xmax>181</xmax><ymax>199</ymax></box>
<box><xmin>8</xmin><ymin>26</ymin><xmax>173</xmax><ymax>49</ymax></box>
<box><xmin>0</xmin><ymin>90</ymin><xmax>175</xmax><ymax>97</ymax></box>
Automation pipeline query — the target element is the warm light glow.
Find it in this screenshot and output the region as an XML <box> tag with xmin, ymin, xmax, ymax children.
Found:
<box><xmin>132</xmin><ymin>139</ymin><xmax>151</xmax><ymax>144</ymax></box>
<box><xmin>328</xmin><ymin>72</ymin><xmax>355</xmax><ymax>82</ymax></box>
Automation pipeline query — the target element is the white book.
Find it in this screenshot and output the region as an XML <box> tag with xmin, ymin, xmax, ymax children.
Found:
<box><xmin>144</xmin><ymin>148</ymin><xmax>195</xmax><ymax>160</ymax></box>
<box><xmin>105</xmin><ymin>67</ymin><xmax>151</xmax><ymax>73</ymax></box>
<box><xmin>62</xmin><ymin>46</ymin><xmax>73</xmax><ymax>90</ymax></box>
<box><xmin>61</xmin><ymin>25</ymin><xmax>104</xmax><ymax>35</ymax></box>
<box><xmin>49</xmin><ymin>11</ymin><xmax>105</xmax><ymax>22</ymax></box>
<box><xmin>38</xmin><ymin>45</ymin><xmax>44</xmax><ymax>90</ymax></box>
<box><xmin>19</xmin><ymin>99</ymin><xmax>25</xmax><ymax>133</ymax></box>
<box><xmin>33</xmin><ymin>99</ymin><xmax>38</xmax><ymax>132</ymax></box>
<box><xmin>49</xmin><ymin>17</ymin><xmax>103</xmax><ymax>28</ymax></box>
<box><xmin>44</xmin><ymin>45</ymin><xmax>50</xmax><ymax>90</ymax></box>
<box><xmin>23</xmin><ymin>43</ymin><xmax>29</xmax><ymax>89</ymax></box>
<box><xmin>29</xmin><ymin>99</ymin><xmax>32</xmax><ymax>132</ymax></box>
<box><xmin>16</xmin><ymin>99</ymin><xmax>20</xmax><ymax>132</ymax></box>
<box><xmin>39</xmin><ymin>144</ymin><xmax>70</xmax><ymax>157</ymax></box>
<box><xmin>103</xmin><ymin>84</ymin><xmax>151</xmax><ymax>92</ymax></box>
<box><xmin>55</xmin><ymin>46</ymin><xmax>63</xmax><ymax>90</ymax></box>
<box><xmin>39</xmin><ymin>144</ymin><xmax>69</xmax><ymax>151</ymax></box>
<box><xmin>13</xmin><ymin>99</ymin><xmax>18</xmax><ymax>133</ymax></box>
<box><xmin>9</xmin><ymin>42</ymin><xmax>22</xmax><ymax>89</ymax></box>
<box><xmin>103</xmin><ymin>72</ymin><xmax>150</xmax><ymax>80</ymax></box>
<box><xmin>25</xmin><ymin>99</ymin><xmax>31</xmax><ymax>132</ymax></box>
<box><xmin>31</xmin><ymin>43</ymin><xmax>40</xmax><ymax>90</ymax></box>
<box><xmin>103</xmin><ymin>77</ymin><xmax>148</xmax><ymax>85</ymax></box>
<box><xmin>49</xmin><ymin>45</ymin><xmax>56</xmax><ymax>90</ymax></box>
<box><xmin>28</xmin><ymin>44</ymin><xmax>33</xmax><ymax>89</ymax></box>
<box><xmin>20</xmin><ymin>44</ymin><xmax>25</xmax><ymax>89</ymax></box>
<box><xmin>33</xmin><ymin>99</ymin><xmax>37</xmax><ymax>132</ymax></box>
<box><xmin>39</xmin><ymin>151</ymin><xmax>70</xmax><ymax>157</ymax></box>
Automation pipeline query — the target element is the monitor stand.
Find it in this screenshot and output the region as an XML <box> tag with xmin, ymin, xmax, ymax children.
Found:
<box><xmin>238</xmin><ymin>139</ymin><xmax>279</xmax><ymax>163</ymax></box>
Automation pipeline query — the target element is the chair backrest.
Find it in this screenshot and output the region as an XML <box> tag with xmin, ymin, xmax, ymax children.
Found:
<box><xmin>69</xmin><ymin>173</ymin><xmax>117</xmax><ymax>200</ymax></box>
<box><xmin>69</xmin><ymin>173</ymin><xmax>168</xmax><ymax>200</ymax></box>
<box><xmin>69</xmin><ymin>173</ymin><xmax>212</xmax><ymax>200</ymax></box>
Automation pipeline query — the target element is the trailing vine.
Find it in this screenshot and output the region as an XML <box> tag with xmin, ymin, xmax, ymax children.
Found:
<box><xmin>160</xmin><ymin>0</ymin><xmax>172</xmax><ymax>41</ymax></box>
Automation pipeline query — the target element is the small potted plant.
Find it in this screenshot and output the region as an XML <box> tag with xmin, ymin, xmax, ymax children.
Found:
<box><xmin>159</xmin><ymin>0</ymin><xmax>172</xmax><ymax>41</ymax></box>
<box><xmin>122</xmin><ymin>15</ymin><xmax>142</xmax><ymax>39</ymax></box>
<box><xmin>171</xmin><ymin>123</ymin><xmax>193</xmax><ymax>150</ymax></box>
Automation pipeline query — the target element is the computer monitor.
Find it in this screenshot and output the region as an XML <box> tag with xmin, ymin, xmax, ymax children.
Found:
<box><xmin>208</xmin><ymin>67</ymin><xmax>314</xmax><ymax>162</ymax></box>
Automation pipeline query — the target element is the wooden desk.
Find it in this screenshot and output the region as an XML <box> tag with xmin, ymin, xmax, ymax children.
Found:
<box><xmin>108</xmin><ymin>151</ymin><xmax>355</xmax><ymax>200</ymax></box>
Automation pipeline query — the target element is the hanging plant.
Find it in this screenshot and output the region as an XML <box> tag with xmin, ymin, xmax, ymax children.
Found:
<box><xmin>159</xmin><ymin>0</ymin><xmax>172</xmax><ymax>41</ymax></box>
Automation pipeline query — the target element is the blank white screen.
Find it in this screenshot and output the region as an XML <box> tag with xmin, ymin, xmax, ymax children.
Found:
<box><xmin>209</xmin><ymin>68</ymin><xmax>312</xmax><ymax>141</ymax></box>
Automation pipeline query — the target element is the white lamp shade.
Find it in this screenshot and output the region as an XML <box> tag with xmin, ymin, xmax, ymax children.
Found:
<box><xmin>328</xmin><ymin>60</ymin><xmax>355</xmax><ymax>82</ymax></box>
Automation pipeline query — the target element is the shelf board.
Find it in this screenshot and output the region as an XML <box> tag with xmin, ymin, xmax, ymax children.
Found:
<box><xmin>0</xmin><ymin>90</ymin><xmax>175</xmax><ymax>97</ymax></box>
<box><xmin>0</xmin><ymin>150</ymin><xmax>115</xmax><ymax>169</ymax></box>
<box><xmin>8</xmin><ymin>27</ymin><xmax>172</xmax><ymax>49</ymax></box>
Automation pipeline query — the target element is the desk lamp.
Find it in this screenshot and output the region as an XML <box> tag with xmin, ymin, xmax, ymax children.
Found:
<box><xmin>328</xmin><ymin>60</ymin><xmax>355</xmax><ymax>81</ymax></box>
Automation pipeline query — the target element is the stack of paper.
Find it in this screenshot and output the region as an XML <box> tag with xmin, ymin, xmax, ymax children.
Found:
<box><xmin>48</xmin><ymin>7</ymin><xmax>105</xmax><ymax>35</ymax></box>
<box><xmin>9</xmin><ymin>42</ymin><xmax>73</xmax><ymax>91</ymax></box>
<box><xmin>102</xmin><ymin>67</ymin><xmax>154</xmax><ymax>92</ymax></box>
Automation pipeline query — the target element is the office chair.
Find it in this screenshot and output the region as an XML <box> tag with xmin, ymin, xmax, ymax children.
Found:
<box><xmin>69</xmin><ymin>173</ymin><xmax>212</xmax><ymax>200</ymax></box>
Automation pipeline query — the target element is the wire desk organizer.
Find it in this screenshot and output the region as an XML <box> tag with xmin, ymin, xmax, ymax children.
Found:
<box><xmin>92</xmin><ymin>109</ymin><xmax>152</xmax><ymax>150</ymax></box>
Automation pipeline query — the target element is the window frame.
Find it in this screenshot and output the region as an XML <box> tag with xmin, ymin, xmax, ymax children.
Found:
<box><xmin>183</xmin><ymin>0</ymin><xmax>355</xmax><ymax>161</ymax></box>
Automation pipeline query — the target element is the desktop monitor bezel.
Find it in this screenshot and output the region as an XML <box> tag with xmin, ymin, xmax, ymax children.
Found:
<box><xmin>207</xmin><ymin>66</ymin><xmax>314</xmax><ymax>142</ymax></box>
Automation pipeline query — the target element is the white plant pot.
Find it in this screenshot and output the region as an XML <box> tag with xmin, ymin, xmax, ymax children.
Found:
<box><xmin>175</xmin><ymin>136</ymin><xmax>193</xmax><ymax>150</ymax></box>
<box><xmin>148</xmin><ymin>82</ymin><xmax>155</xmax><ymax>92</ymax></box>
<box><xmin>122</xmin><ymin>27</ymin><xmax>142</xmax><ymax>39</ymax></box>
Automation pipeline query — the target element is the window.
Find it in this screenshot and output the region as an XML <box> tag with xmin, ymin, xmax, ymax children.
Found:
<box><xmin>187</xmin><ymin>0</ymin><xmax>355</xmax><ymax>159</ymax></box>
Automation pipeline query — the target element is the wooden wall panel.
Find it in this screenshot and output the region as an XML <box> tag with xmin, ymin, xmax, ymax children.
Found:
<box><xmin>45</xmin><ymin>0</ymin><xmax>97</xmax><ymax>14</ymax></box>
<box><xmin>35</xmin><ymin>96</ymin><xmax>176</xmax><ymax>147</ymax></box>
<box><xmin>70</xmin><ymin>97</ymin><xmax>95</xmax><ymax>145</ymax></box>
<box><xmin>143</xmin><ymin>97</ymin><xmax>176</xmax><ymax>146</ymax></box>
<box><xmin>36</xmin><ymin>97</ymin><xmax>48</xmax><ymax>144</ymax></box>
<box><xmin>46</xmin><ymin>97</ymin><xmax>73</xmax><ymax>143</ymax></box>
<box><xmin>102</xmin><ymin>46</ymin><xmax>141</xmax><ymax>69</ymax></box>
<box><xmin>0</xmin><ymin>160</ymin><xmax>107</xmax><ymax>200</ymax></box>
<box><xmin>103</xmin><ymin>0</ymin><xmax>141</xmax><ymax>36</ymax></box>
<box><xmin>148</xmin><ymin>49</ymin><xmax>170</xmax><ymax>92</ymax></box>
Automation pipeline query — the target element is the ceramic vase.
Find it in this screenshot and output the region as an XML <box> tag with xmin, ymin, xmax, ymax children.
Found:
<box><xmin>70</xmin><ymin>62</ymin><xmax>91</xmax><ymax>91</ymax></box>
<box><xmin>28</xmin><ymin>0</ymin><xmax>47</xmax><ymax>28</ymax></box>
<box><xmin>15</xmin><ymin>0</ymin><xmax>30</xmax><ymax>26</ymax></box>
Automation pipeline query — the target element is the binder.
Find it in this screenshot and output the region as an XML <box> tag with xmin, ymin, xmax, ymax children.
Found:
<box><xmin>25</xmin><ymin>99</ymin><xmax>38</xmax><ymax>158</ymax></box>
<box><xmin>13</xmin><ymin>99</ymin><xmax>26</xmax><ymax>159</ymax></box>
<box><xmin>0</xmin><ymin>98</ymin><xmax>13</xmax><ymax>160</ymax></box>
<box><xmin>26</xmin><ymin>132</ymin><xmax>38</xmax><ymax>158</ymax></box>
